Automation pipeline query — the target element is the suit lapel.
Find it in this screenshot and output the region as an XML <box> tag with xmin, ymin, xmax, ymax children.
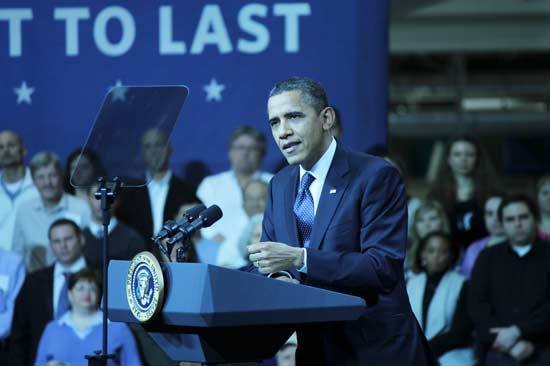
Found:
<box><xmin>283</xmin><ymin>167</ymin><xmax>300</xmax><ymax>246</ymax></box>
<box><xmin>308</xmin><ymin>147</ymin><xmax>349</xmax><ymax>251</ymax></box>
<box><xmin>45</xmin><ymin>266</ymin><xmax>54</xmax><ymax>319</ymax></box>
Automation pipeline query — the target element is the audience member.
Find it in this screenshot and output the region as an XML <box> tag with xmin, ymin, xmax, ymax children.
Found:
<box><xmin>406</xmin><ymin>200</ymin><xmax>450</xmax><ymax>275</ymax></box>
<box><xmin>12</xmin><ymin>152</ymin><xmax>91</xmax><ymax>272</ymax></box>
<box><xmin>407</xmin><ymin>232</ymin><xmax>474</xmax><ymax>365</ymax></box>
<box><xmin>116</xmin><ymin>128</ymin><xmax>197</xmax><ymax>244</ymax></box>
<box><xmin>10</xmin><ymin>219</ymin><xmax>87</xmax><ymax>366</ymax></box>
<box><xmin>82</xmin><ymin>183</ymin><xmax>147</xmax><ymax>271</ymax></box>
<box><xmin>232</xmin><ymin>213</ymin><xmax>264</xmax><ymax>268</ymax></box>
<box><xmin>428</xmin><ymin>136</ymin><xmax>493</xmax><ymax>250</ymax></box>
<box><xmin>460</xmin><ymin>192</ymin><xmax>507</xmax><ymax>278</ymax></box>
<box><xmin>34</xmin><ymin>268</ymin><xmax>140</xmax><ymax>365</ymax></box>
<box><xmin>0</xmin><ymin>130</ymin><xmax>39</xmax><ymax>251</ymax></box>
<box><xmin>64</xmin><ymin>148</ymin><xmax>105</xmax><ymax>201</ymax></box>
<box><xmin>469</xmin><ymin>194</ymin><xmax>550</xmax><ymax>366</ymax></box>
<box><xmin>0</xmin><ymin>249</ymin><xmax>25</xmax><ymax>361</ymax></box>
<box><xmin>197</xmin><ymin>126</ymin><xmax>272</xmax><ymax>268</ymax></box>
<box><xmin>536</xmin><ymin>174</ymin><xmax>550</xmax><ymax>242</ymax></box>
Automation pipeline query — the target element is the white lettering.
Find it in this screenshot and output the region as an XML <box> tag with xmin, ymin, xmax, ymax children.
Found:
<box><xmin>0</xmin><ymin>8</ymin><xmax>33</xmax><ymax>57</ymax></box>
<box><xmin>93</xmin><ymin>6</ymin><xmax>135</xmax><ymax>57</ymax></box>
<box><xmin>273</xmin><ymin>3</ymin><xmax>310</xmax><ymax>52</ymax></box>
<box><xmin>159</xmin><ymin>6</ymin><xmax>186</xmax><ymax>55</ymax></box>
<box><xmin>54</xmin><ymin>7</ymin><xmax>90</xmax><ymax>56</ymax></box>
<box><xmin>190</xmin><ymin>5</ymin><xmax>232</xmax><ymax>55</ymax></box>
<box><xmin>237</xmin><ymin>4</ymin><xmax>269</xmax><ymax>54</ymax></box>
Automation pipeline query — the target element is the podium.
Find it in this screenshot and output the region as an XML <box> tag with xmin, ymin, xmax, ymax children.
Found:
<box><xmin>108</xmin><ymin>260</ymin><xmax>365</xmax><ymax>364</ymax></box>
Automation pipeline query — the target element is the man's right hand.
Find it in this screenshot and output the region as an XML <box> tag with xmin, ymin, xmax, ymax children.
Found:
<box><xmin>275</xmin><ymin>276</ymin><xmax>300</xmax><ymax>284</ymax></box>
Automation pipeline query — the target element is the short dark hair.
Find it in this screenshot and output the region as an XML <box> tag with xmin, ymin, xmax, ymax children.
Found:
<box><xmin>415</xmin><ymin>231</ymin><xmax>459</xmax><ymax>272</ymax></box>
<box><xmin>229</xmin><ymin>125</ymin><xmax>267</xmax><ymax>158</ymax></box>
<box><xmin>498</xmin><ymin>193</ymin><xmax>539</xmax><ymax>222</ymax></box>
<box><xmin>269</xmin><ymin>77</ymin><xmax>329</xmax><ymax>114</ymax></box>
<box><xmin>48</xmin><ymin>218</ymin><xmax>81</xmax><ymax>240</ymax></box>
<box><xmin>68</xmin><ymin>268</ymin><xmax>102</xmax><ymax>308</ymax></box>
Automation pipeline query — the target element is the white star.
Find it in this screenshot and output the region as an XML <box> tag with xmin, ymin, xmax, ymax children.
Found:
<box><xmin>203</xmin><ymin>78</ymin><xmax>225</xmax><ymax>102</ymax></box>
<box><xmin>14</xmin><ymin>81</ymin><xmax>35</xmax><ymax>104</ymax></box>
<box><xmin>108</xmin><ymin>80</ymin><xmax>128</xmax><ymax>102</ymax></box>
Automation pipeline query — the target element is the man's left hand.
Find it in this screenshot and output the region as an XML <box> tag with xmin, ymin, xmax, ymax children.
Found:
<box><xmin>490</xmin><ymin>325</ymin><xmax>521</xmax><ymax>352</ymax></box>
<box><xmin>248</xmin><ymin>242</ymin><xmax>304</xmax><ymax>274</ymax></box>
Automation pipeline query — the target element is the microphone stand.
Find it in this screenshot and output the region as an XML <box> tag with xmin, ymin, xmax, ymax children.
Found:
<box><xmin>85</xmin><ymin>177</ymin><xmax>121</xmax><ymax>366</ymax></box>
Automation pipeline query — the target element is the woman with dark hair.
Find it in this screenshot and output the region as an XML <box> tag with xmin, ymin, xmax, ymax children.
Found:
<box><xmin>34</xmin><ymin>268</ymin><xmax>140</xmax><ymax>365</ymax></box>
<box><xmin>64</xmin><ymin>148</ymin><xmax>105</xmax><ymax>200</ymax></box>
<box><xmin>406</xmin><ymin>231</ymin><xmax>474</xmax><ymax>366</ymax></box>
<box><xmin>427</xmin><ymin>136</ymin><xmax>493</xmax><ymax>251</ymax></box>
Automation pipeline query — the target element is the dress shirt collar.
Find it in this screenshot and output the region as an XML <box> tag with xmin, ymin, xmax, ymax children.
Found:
<box><xmin>146</xmin><ymin>170</ymin><xmax>172</xmax><ymax>187</ymax></box>
<box><xmin>54</xmin><ymin>256</ymin><xmax>87</xmax><ymax>278</ymax></box>
<box><xmin>33</xmin><ymin>192</ymin><xmax>68</xmax><ymax>213</ymax></box>
<box><xmin>58</xmin><ymin>310</ymin><xmax>106</xmax><ymax>339</ymax></box>
<box><xmin>511</xmin><ymin>244</ymin><xmax>532</xmax><ymax>257</ymax></box>
<box><xmin>299</xmin><ymin>137</ymin><xmax>337</xmax><ymax>184</ymax></box>
<box><xmin>88</xmin><ymin>218</ymin><xmax>118</xmax><ymax>238</ymax></box>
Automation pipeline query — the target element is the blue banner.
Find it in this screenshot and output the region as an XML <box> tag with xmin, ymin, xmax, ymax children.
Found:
<box><xmin>1</xmin><ymin>1</ymin><xmax>388</xmax><ymax>174</ymax></box>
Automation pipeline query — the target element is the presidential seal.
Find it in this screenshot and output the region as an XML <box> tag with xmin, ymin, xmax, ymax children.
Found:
<box><xmin>126</xmin><ymin>251</ymin><xmax>165</xmax><ymax>322</ymax></box>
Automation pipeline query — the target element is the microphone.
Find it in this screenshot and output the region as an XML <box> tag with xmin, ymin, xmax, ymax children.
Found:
<box><xmin>166</xmin><ymin>205</ymin><xmax>223</xmax><ymax>245</ymax></box>
<box><xmin>152</xmin><ymin>204</ymin><xmax>206</xmax><ymax>242</ymax></box>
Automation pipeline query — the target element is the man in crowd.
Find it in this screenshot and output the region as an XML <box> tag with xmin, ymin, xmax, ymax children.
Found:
<box><xmin>0</xmin><ymin>130</ymin><xmax>39</xmax><ymax>251</ymax></box>
<box><xmin>116</xmin><ymin>128</ymin><xmax>197</xmax><ymax>247</ymax></box>
<box><xmin>247</xmin><ymin>77</ymin><xmax>433</xmax><ymax>365</ymax></box>
<box><xmin>12</xmin><ymin>152</ymin><xmax>90</xmax><ymax>272</ymax></box>
<box><xmin>197</xmin><ymin>126</ymin><xmax>272</xmax><ymax>268</ymax></box>
<box><xmin>0</xmin><ymin>249</ymin><xmax>25</xmax><ymax>361</ymax></box>
<box><xmin>82</xmin><ymin>183</ymin><xmax>147</xmax><ymax>270</ymax></box>
<box><xmin>460</xmin><ymin>192</ymin><xmax>507</xmax><ymax>277</ymax></box>
<box><xmin>10</xmin><ymin>219</ymin><xmax>87</xmax><ymax>366</ymax></box>
<box><xmin>469</xmin><ymin>194</ymin><xmax>550</xmax><ymax>365</ymax></box>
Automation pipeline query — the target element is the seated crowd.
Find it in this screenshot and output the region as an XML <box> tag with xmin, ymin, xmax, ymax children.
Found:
<box><xmin>1</xmin><ymin>128</ymin><xmax>549</xmax><ymax>366</ymax></box>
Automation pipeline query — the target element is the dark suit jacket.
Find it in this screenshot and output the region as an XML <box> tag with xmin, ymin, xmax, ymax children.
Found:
<box><xmin>82</xmin><ymin>222</ymin><xmax>148</xmax><ymax>271</ymax></box>
<box><xmin>262</xmin><ymin>147</ymin><xmax>434</xmax><ymax>365</ymax></box>
<box><xmin>115</xmin><ymin>174</ymin><xmax>198</xmax><ymax>246</ymax></box>
<box><xmin>9</xmin><ymin>266</ymin><xmax>54</xmax><ymax>366</ymax></box>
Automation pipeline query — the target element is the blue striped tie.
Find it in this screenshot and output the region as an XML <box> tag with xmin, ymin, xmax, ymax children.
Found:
<box><xmin>293</xmin><ymin>173</ymin><xmax>315</xmax><ymax>246</ymax></box>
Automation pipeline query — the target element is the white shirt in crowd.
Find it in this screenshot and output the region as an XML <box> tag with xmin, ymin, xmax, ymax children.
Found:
<box><xmin>53</xmin><ymin>256</ymin><xmax>86</xmax><ymax>316</ymax></box>
<box><xmin>146</xmin><ymin>170</ymin><xmax>172</xmax><ymax>236</ymax></box>
<box><xmin>197</xmin><ymin>170</ymin><xmax>272</xmax><ymax>269</ymax></box>
<box><xmin>0</xmin><ymin>168</ymin><xmax>39</xmax><ymax>251</ymax></box>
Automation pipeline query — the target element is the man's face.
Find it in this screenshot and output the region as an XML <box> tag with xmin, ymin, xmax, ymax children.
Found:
<box><xmin>502</xmin><ymin>202</ymin><xmax>536</xmax><ymax>246</ymax></box>
<box><xmin>243</xmin><ymin>181</ymin><xmax>267</xmax><ymax>217</ymax></box>
<box><xmin>484</xmin><ymin>197</ymin><xmax>504</xmax><ymax>237</ymax></box>
<box><xmin>33</xmin><ymin>163</ymin><xmax>63</xmax><ymax>202</ymax></box>
<box><xmin>0</xmin><ymin>131</ymin><xmax>25</xmax><ymax>168</ymax></box>
<box><xmin>87</xmin><ymin>185</ymin><xmax>116</xmax><ymax>222</ymax></box>
<box><xmin>448</xmin><ymin>141</ymin><xmax>477</xmax><ymax>176</ymax></box>
<box><xmin>229</xmin><ymin>134</ymin><xmax>263</xmax><ymax>175</ymax></box>
<box><xmin>50</xmin><ymin>224</ymin><xmax>83</xmax><ymax>266</ymax></box>
<box><xmin>141</xmin><ymin>129</ymin><xmax>171</xmax><ymax>173</ymax></box>
<box><xmin>538</xmin><ymin>182</ymin><xmax>550</xmax><ymax>215</ymax></box>
<box><xmin>268</xmin><ymin>91</ymin><xmax>333</xmax><ymax>170</ymax></box>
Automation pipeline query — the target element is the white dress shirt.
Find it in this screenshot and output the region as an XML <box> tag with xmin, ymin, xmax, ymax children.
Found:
<box><xmin>297</xmin><ymin>138</ymin><xmax>337</xmax><ymax>273</ymax></box>
<box><xmin>146</xmin><ymin>170</ymin><xmax>172</xmax><ymax>236</ymax></box>
<box><xmin>53</xmin><ymin>256</ymin><xmax>86</xmax><ymax>316</ymax></box>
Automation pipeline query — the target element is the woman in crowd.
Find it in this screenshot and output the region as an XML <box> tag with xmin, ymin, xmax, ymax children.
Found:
<box><xmin>428</xmin><ymin>136</ymin><xmax>493</xmax><ymax>250</ymax></box>
<box><xmin>35</xmin><ymin>268</ymin><xmax>141</xmax><ymax>366</ymax></box>
<box><xmin>236</xmin><ymin>213</ymin><xmax>264</xmax><ymax>267</ymax></box>
<box><xmin>407</xmin><ymin>231</ymin><xmax>474</xmax><ymax>366</ymax></box>
<box><xmin>406</xmin><ymin>200</ymin><xmax>450</xmax><ymax>276</ymax></box>
<box><xmin>64</xmin><ymin>148</ymin><xmax>105</xmax><ymax>200</ymax></box>
<box><xmin>536</xmin><ymin>174</ymin><xmax>550</xmax><ymax>242</ymax></box>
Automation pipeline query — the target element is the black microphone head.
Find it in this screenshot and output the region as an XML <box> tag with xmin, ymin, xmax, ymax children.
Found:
<box><xmin>185</xmin><ymin>204</ymin><xmax>206</xmax><ymax>221</ymax></box>
<box><xmin>200</xmin><ymin>205</ymin><xmax>223</xmax><ymax>228</ymax></box>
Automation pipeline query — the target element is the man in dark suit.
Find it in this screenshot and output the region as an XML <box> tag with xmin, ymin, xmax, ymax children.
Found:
<box><xmin>116</xmin><ymin>128</ymin><xmax>197</xmax><ymax>244</ymax></box>
<box><xmin>9</xmin><ymin>218</ymin><xmax>87</xmax><ymax>366</ymax></box>
<box><xmin>247</xmin><ymin>77</ymin><xmax>434</xmax><ymax>365</ymax></box>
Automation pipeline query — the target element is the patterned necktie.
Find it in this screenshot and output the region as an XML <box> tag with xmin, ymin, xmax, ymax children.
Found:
<box><xmin>293</xmin><ymin>172</ymin><xmax>315</xmax><ymax>246</ymax></box>
<box><xmin>56</xmin><ymin>272</ymin><xmax>71</xmax><ymax>318</ymax></box>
